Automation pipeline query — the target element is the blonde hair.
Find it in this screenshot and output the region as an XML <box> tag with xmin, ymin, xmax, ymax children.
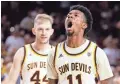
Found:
<box><xmin>34</xmin><ymin>14</ymin><xmax>53</xmax><ymax>25</ymax></box>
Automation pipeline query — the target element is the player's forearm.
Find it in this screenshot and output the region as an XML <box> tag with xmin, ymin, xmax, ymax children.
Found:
<box><xmin>2</xmin><ymin>74</ymin><xmax>18</xmax><ymax>84</ymax></box>
<box><xmin>4</xmin><ymin>66</ymin><xmax>20</xmax><ymax>84</ymax></box>
<box><xmin>2</xmin><ymin>78</ymin><xmax>16</xmax><ymax>84</ymax></box>
<box><xmin>48</xmin><ymin>79</ymin><xmax>58</xmax><ymax>84</ymax></box>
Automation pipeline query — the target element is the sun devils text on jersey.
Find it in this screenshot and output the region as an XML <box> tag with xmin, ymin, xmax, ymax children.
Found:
<box><xmin>47</xmin><ymin>39</ymin><xmax>113</xmax><ymax>84</ymax></box>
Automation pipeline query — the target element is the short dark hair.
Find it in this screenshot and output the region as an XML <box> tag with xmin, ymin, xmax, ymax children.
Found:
<box><xmin>70</xmin><ymin>5</ymin><xmax>93</xmax><ymax>36</ymax></box>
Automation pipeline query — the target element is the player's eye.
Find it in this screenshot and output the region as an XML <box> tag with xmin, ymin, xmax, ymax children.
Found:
<box><xmin>38</xmin><ymin>28</ymin><xmax>42</xmax><ymax>31</ymax></box>
<box><xmin>46</xmin><ymin>28</ymin><xmax>50</xmax><ymax>31</ymax></box>
<box><xmin>75</xmin><ymin>14</ymin><xmax>78</xmax><ymax>17</ymax></box>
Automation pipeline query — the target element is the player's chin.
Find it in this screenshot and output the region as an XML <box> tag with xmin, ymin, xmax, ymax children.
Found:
<box><xmin>41</xmin><ymin>40</ymin><xmax>49</xmax><ymax>44</ymax></box>
<box><xmin>66</xmin><ymin>31</ymin><xmax>74</xmax><ymax>36</ymax></box>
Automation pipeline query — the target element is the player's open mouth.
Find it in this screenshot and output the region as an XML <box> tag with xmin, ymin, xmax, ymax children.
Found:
<box><xmin>67</xmin><ymin>22</ymin><xmax>72</xmax><ymax>28</ymax></box>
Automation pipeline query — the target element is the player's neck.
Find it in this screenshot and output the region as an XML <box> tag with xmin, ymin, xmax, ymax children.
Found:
<box><xmin>66</xmin><ymin>34</ymin><xmax>85</xmax><ymax>48</ymax></box>
<box><xmin>32</xmin><ymin>42</ymin><xmax>50</xmax><ymax>51</ymax></box>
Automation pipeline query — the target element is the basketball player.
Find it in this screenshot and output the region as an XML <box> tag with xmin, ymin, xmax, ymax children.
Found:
<box><xmin>2</xmin><ymin>14</ymin><xmax>54</xmax><ymax>84</ymax></box>
<box><xmin>47</xmin><ymin>5</ymin><xmax>113</xmax><ymax>84</ymax></box>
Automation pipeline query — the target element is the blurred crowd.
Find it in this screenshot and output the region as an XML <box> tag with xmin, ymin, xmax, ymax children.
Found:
<box><xmin>1</xmin><ymin>1</ymin><xmax>120</xmax><ymax>84</ymax></box>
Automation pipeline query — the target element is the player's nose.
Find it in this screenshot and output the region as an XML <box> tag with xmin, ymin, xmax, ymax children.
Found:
<box><xmin>42</xmin><ymin>29</ymin><xmax>46</xmax><ymax>34</ymax></box>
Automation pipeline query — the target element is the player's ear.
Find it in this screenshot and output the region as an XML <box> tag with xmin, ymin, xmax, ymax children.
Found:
<box><xmin>82</xmin><ymin>23</ymin><xmax>87</xmax><ymax>30</ymax></box>
<box><xmin>32</xmin><ymin>27</ymin><xmax>36</xmax><ymax>35</ymax></box>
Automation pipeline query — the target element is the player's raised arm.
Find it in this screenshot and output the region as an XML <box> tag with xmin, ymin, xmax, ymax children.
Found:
<box><xmin>47</xmin><ymin>47</ymin><xmax>58</xmax><ymax>84</ymax></box>
<box><xmin>96</xmin><ymin>47</ymin><xmax>113</xmax><ymax>84</ymax></box>
<box><xmin>2</xmin><ymin>47</ymin><xmax>25</xmax><ymax>84</ymax></box>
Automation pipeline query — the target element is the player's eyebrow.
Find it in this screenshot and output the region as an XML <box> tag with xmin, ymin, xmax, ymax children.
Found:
<box><xmin>74</xmin><ymin>11</ymin><xmax>81</xmax><ymax>14</ymax></box>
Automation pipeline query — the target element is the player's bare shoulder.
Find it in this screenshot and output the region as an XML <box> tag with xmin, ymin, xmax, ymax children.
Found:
<box><xmin>13</xmin><ymin>46</ymin><xmax>25</xmax><ymax>64</ymax></box>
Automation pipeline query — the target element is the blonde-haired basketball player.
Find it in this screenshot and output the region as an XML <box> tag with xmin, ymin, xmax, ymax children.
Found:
<box><xmin>47</xmin><ymin>5</ymin><xmax>113</xmax><ymax>84</ymax></box>
<box><xmin>2</xmin><ymin>14</ymin><xmax>54</xmax><ymax>84</ymax></box>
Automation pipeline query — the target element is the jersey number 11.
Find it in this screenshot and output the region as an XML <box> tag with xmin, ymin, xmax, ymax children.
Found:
<box><xmin>67</xmin><ymin>74</ymin><xmax>82</xmax><ymax>84</ymax></box>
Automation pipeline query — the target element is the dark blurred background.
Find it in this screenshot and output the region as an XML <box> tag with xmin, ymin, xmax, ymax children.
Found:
<box><xmin>1</xmin><ymin>1</ymin><xmax>120</xmax><ymax>84</ymax></box>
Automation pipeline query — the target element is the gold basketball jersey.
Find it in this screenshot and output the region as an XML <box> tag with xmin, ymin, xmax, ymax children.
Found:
<box><xmin>21</xmin><ymin>44</ymin><xmax>54</xmax><ymax>84</ymax></box>
<box><xmin>54</xmin><ymin>40</ymin><xmax>98</xmax><ymax>84</ymax></box>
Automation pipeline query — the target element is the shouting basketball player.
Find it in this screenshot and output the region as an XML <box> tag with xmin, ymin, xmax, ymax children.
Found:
<box><xmin>2</xmin><ymin>14</ymin><xmax>54</xmax><ymax>84</ymax></box>
<box><xmin>47</xmin><ymin>5</ymin><xmax>113</xmax><ymax>84</ymax></box>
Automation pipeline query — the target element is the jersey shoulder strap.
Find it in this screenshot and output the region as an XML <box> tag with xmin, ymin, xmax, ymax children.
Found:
<box><xmin>53</xmin><ymin>42</ymin><xmax>63</xmax><ymax>66</ymax></box>
<box><xmin>20</xmin><ymin>44</ymin><xmax>29</xmax><ymax>79</ymax></box>
<box><xmin>92</xmin><ymin>41</ymin><xmax>99</xmax><ymax>82</ymax></box>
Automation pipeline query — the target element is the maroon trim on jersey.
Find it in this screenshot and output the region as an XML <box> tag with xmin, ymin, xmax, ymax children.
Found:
<box><xmin>53</xmin><ymin>44</ymin><xmax>58</xmax><ymax>67</ymax></box>
<box><xmin>20</xmin><ymin>46</ymin><xmax>26</xmax><ymax>80</ymax></box>
<box><xmin>63</xmin><ymin>41</ymin><xmax>91</xmax><ymax>56</ymax></box>
<box><xmin>94</xmin><ymin>46</ymin><xmax>97</xmax><ymax>71</ymax></box>
<box><xmin>30</xmin><ymin>44</ymin><xmax>48</xmax><ymax>56</ymax></box>
<box><xmin>94</xmin><ymin>46</ymin><xmax>99</xmax><ymax>83</ymax></box>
